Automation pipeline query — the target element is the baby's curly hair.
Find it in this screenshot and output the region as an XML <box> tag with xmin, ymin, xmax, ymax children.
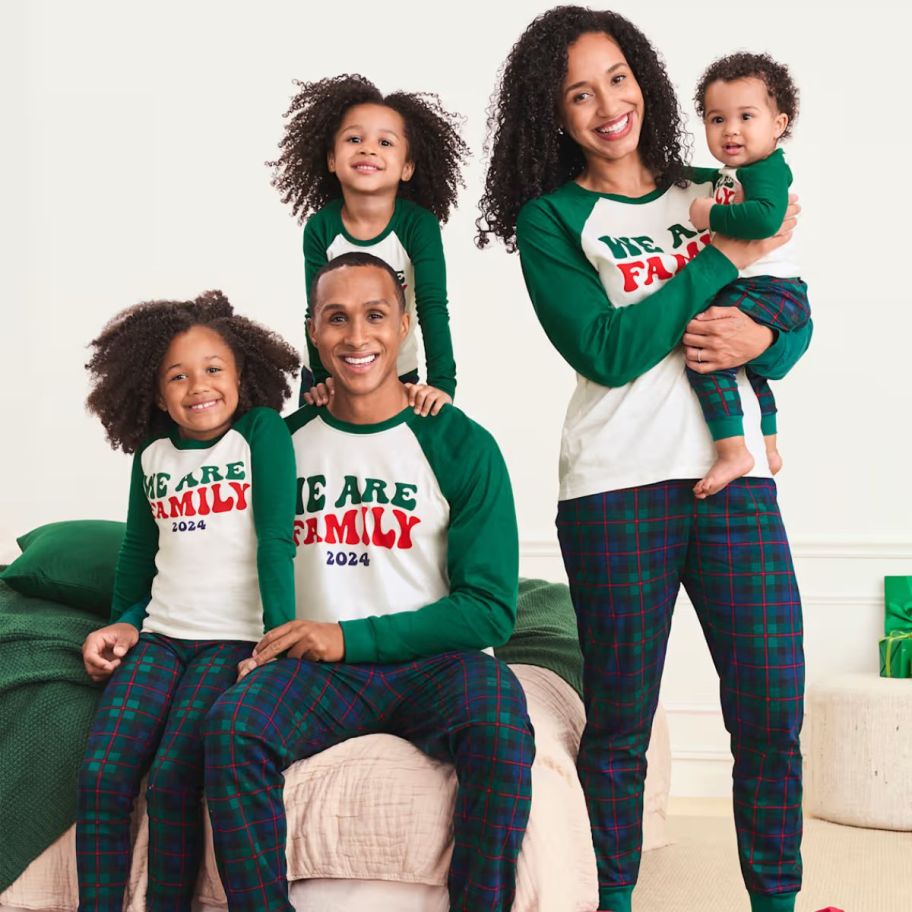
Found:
<box><xmin>476</xmin><ymin>5</ymin><xmax>690</xmax><ymax>252</ymax></box>
<box><xmin>269</xmin><ymin>74</ymin><xmax>469</xmax><ymax>224</ymax></box>
<box><xmin>86</xmin><ymin>291</ymin><xmax>299</xmax><ymax>454</ymax></box>
<box><xmin>695</xmin><ymin>52</ymin><xmax>799</xmax><ymax>140</ymax></box>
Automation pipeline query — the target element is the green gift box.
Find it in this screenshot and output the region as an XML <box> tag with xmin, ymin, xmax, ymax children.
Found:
<box><xmin>885</xmin><ymin>576</ymin><xmax>912</xmax><ymax>634</ymax></box>
<box><xmin>879</xmin><ymin>630</ymin><xmax>912</xmax><ymax>678</ymax></box>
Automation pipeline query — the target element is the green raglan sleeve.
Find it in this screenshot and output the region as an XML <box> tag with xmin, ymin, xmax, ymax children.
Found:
<box><xmin>244</xmin><ymin>408</ymin><xmax>297</xmax><ymax>631</ymax></box>
<box><xmin>340</xmin><ymin>410</ymin><xmax>518</xmax><ymax>663</ymax></box>
<box><xmin>406</xmin><ymin>206</ymin><xmax>456</xmax><ymax>398</ymax></box>
<box><xmin>110</xmin><ymin>449</ymin><xmax>158</xmax><ymax>629</ymax></box>
<box><xmin>516</xmin><ymin>196</ymin><xmax>739</xmax><ymax>388</ymax></box>
<box><xmin>709</xmin><ymin>152</ymin><xmax>791</xmax><ymax>240</ymax></box>
<box><xmin>303</xmin><ymin>217</ymin><xmax>330</xmax><ymax>385</ymax></box>
<box><xmin>749</xmin><ymin>317</ymin><xmax>813</xmax><ymax>381</ymax></box>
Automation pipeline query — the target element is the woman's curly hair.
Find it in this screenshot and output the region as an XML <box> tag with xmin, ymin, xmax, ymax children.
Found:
<box><xmin>695</xmin><ymin>52</ymin><xmax>799</xmax><ymax>140</ymax></box>
<box><xmin>476</xmin><ymin>5</ymin><xmax>690</xmax><ymax>251</ymax></box>
<box><xmin>86</xmin><ymin>291</ymin><xmax>300</xmax><ymax>454</ymax></box>
<box><xmin>269</xmin><ymin>74</ymin><xmax>469</xmax><ymax>224</ymax></box>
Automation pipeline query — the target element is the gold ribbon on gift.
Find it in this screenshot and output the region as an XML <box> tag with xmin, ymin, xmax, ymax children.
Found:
<box><xmin>881</xmin><ymin>630</ymin><xmax>912</xmax><ymax>677</ymax></box>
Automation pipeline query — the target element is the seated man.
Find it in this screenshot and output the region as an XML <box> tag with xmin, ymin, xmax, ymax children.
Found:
<box><xmin>203</xmin><ymin>251</ymin><xmax>534</xmax><ymax>912</ymax></box>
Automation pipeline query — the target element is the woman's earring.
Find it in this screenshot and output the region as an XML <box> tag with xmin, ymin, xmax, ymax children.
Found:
<box><xmin>558</xmin><ymin>126</ymin><xmax>565</xmax><ymax>135</ymax></box>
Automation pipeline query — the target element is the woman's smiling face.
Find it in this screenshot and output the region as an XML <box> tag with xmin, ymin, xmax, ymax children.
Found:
<box><xmin>560</xmin><ymin>31</ymin><xmax>645</xmax><ymax>171</ymax></box>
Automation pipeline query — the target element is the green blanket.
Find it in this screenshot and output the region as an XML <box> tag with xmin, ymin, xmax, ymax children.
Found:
<box><xmin>0</xmin><ymin>578</ymin><xmax>104</xmax><ymax>892</ymax></box>
<box><xmin>496</xmin><ymin>578</ymin><xmax>584</xmax><ymax>699</ymax></box>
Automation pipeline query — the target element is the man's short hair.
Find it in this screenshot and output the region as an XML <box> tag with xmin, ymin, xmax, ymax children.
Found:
<box><xmin>309</xmin><ymin>252</ymin><xmax>406</xmax><ymax>312</ymax></box>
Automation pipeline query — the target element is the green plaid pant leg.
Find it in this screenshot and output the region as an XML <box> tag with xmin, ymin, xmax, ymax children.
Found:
<box><xmin>77</xmin><ymin>635</ymin><xmax>184</xmax><ymax>911</ymax></box>
<box><xmin>145</xmin><ymin>640</ymin><xmax>253</xmax><ymax>910</ymax></box>
<box><xmin>389</xmin><ymin>652</ymin><xmax>535</xmax><ymax>912</ymax></box>
<box><xmin>686</xmin><ymin>365</ymin><xmax>746</xmax><ymax>441</ymax></box>
<box><xmin>688</xmin><ymin>277</ymin><xmax>810</xmax><ymax>442</ymax></box>
<box><xmin>683</xmin><ymin>478</ymin><xmax>804</xmax><ymax>901</ymax></box>
<box><xmin>746</xmin><ymin>369</ymin><xmax>778</xmax><ymax>432</ymax></box>
<box><xmin>730</xmin><ymin>277</ymin><xmax>810</xmax><ymax>335</ymax></box>
<box><xmin>557</xmin><ymin>482</ymin><xmax>691</xmax><ymax>910</ymax></box>
<box><xmin>204</xmin><ymin>659</ymin><xmax>382</xmax><ymax>912</ymax></box>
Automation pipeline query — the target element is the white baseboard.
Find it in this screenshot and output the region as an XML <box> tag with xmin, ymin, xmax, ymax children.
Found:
<box><xmin>669</xmin><ymin>750</ymin><xmax>733</xmax><ymax>798</ymax></box>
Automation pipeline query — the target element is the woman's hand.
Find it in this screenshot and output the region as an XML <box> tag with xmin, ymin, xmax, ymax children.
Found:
<box><xmin>712</xmin><ymin>195</ymin><xmax>800</xmax><ymax>271</ymax></box>
<box><xmin>81</xmin><ymin>622</ymin><xmax>139</xmax><ymax>682</ymax></box>
<box><xmin>683</xmin><ymin>308</ymin><xmax>774</xmax><ymax>373</ymax></box>
<box><xmin>404</xmin><ymin>383</ymin><xmax>452</xmax><ymax>417</ymax></box>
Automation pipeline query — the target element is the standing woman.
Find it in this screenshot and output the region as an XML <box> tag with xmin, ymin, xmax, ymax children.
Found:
<box><xmin>478</xmin><ymin>8</ymin><xmax>810</xmax><ymax>912</ymax></box>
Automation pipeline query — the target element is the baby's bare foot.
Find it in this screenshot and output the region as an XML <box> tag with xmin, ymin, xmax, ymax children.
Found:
<box><xmin>767</xmin><ymin>447</ymin><xmax>783</xmax><ymax>475</ymax></box>
<box><xmin>694</xmin><ymin>449</ymin><xmax>755</xmax><ymax>499</ymax></box>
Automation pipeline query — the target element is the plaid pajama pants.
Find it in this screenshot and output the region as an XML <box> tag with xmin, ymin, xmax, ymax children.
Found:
<box><xmin>557</xmin><ymin>479</ymin><xmax>804</xmax><ymax>912</ymax></box>
<box><xmin>203</xmin><ymin>650</ymin><xmax>534</xmax><ymax>912</ymax></box>
<box><xmin>76</xmin><ymin>633</ymin><xmax>254</xmax><ymax>911</ymax></box>
<box><xmin>686</xmin><ymin>277</ymin><xmax>810</xmax><ymax>440</ymax></box>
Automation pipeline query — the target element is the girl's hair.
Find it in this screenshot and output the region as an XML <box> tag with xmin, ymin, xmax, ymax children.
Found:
<box><xmin>476</xmin><ymin>5</ymin><xmax>690</xmax><ymax>251</ymax></box>
<box><xmin>269</xmin><ymin>74</ymin><xmax>469</xmax><ymax>224</ymax></box>
<box><xmin>695</xmin><ymin>52</ymin><xmax>799</xmax><ymax>140</ymax></box>
<box><xmin>86</xmin><ymin>290</ymin><xmax>299</xmax><ymax>454</ymax></box>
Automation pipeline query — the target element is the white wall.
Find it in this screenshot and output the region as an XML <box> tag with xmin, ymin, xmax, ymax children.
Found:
<box><xmin>3</xmin><ymin>0</ymin><xmax>910</xmax><ymax>795</ymax></box>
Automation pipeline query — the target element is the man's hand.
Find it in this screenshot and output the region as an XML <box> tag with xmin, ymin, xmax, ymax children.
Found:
<box><xmin>404</xmin><ymin>383</ymin><xmax>452</xmax><ymax>417</ymax></box>
<box><xmin>82</xmin><ymin>622</ymin><xmax>139</xmax><ymax>682</ymax></box>
<box><xmin>252</xmin><ymin>620</ymin><xmax>345</xmax><ymax>665</ymax></box>
<box><xmin>683</xmin><ymin>307</ymin><xmax>775</xmax><ymax>373</ymax></box>
<box><xmin>689</xmin><ymin>197</ymin><xmax>714</xmax><ymax>230</ymax></box>
<box><xmin>303</xmin><ymin>378</ymin><xmax>334</xmax><ymax>407</ymax></box>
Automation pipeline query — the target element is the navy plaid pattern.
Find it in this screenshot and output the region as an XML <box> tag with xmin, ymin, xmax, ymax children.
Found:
<box><xmin>687</xmin><ymin>277</ymin><xmax>810</xmax><ymax>439</ymax></box>
<box><xmin>76</xmin><ymin>633</ymin><xmax>253</xmax><ymax>911</ymax></box>
<box><xmin>557</xmin><ymin>479</ymin><xmax>804</xmax><ymax>909</ymax></box>
<box><xmin>203</xmin><ymin>650</ymin><xmax>534</xmax><ymax>912</ymax></box>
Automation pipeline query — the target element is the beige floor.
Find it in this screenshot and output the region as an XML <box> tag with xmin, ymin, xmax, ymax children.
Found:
<box><xmin>636</xmin><ymin>799</ymin><xmax>910</xmax><ymax>911</ymax></box>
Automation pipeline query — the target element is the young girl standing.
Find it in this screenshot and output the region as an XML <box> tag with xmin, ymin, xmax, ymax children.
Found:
<box><xmin>270</xmin><ymin>74</ymin><xmax>468</xmax><ymax>415</ymax></box>
<box><xmin>77</xmin><ymin>291</ymin><xmax>299</xmax><ymax>911</ymax></box>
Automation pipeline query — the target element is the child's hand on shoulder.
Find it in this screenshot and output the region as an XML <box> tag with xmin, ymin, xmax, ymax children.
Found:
<box><xmin>405</xmin><ymin>383</ymin><xmax>452</xmax><ymax>417</ymax></box>
<box><xmin>81</xmin><ymin>622</ymin><xmax>139</xmax><ymax>682</ymax></box>
<box><xmin>303</xmin><ymin>378</ymin><xmax>334</xmax><ymax>407</ymax></box>
<box><xmin>689</xmin><ymin>197</ymin><xmax>714</xmax><ymax>230</ymax></box>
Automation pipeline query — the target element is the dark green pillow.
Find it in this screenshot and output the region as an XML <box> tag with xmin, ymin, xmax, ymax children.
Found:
<box><xmin>0</xmin><ymin>520</ymin><xmax>126</xmax><ymax>615</ymax></box>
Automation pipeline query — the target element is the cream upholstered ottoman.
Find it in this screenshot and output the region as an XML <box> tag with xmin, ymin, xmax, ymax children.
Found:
<box><xmin>806</xmin><ymin>673</ymin><xmax>912</xmax><ymax>830</ymax></box>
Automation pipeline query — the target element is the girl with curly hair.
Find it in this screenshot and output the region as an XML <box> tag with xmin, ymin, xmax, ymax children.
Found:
<box><xmin>479</xmin><ymin>8</ymin><xmax>810</xmax><ymax>912</ymax></box>
<box><xmin>270</xmin><ymin>74</ymin><xmax>469</xmax><ymax>416</ymax></box>
<box><xmin>687</xmin><ymin>51</ymin><xmax>809</xmax><ymax>497</ymax></box>
<box><xmin>77</xmin><ymin>291</ymin><xmax>299</xmax><ymax>910</ymax></box>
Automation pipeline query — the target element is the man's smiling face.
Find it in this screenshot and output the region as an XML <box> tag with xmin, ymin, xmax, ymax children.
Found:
<box><xmin>308</xmin><ymin>263</ymin><xmax>409</xmax><ymax>404</ymax></box>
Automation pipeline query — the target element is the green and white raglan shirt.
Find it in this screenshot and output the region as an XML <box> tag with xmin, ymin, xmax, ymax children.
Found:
<box><xmin>709</xmin><ymin>148</ymin><xmax>800</xmax><ymax>278</ymax></box>
<box><xmin>303</xmin><ymin>197</ymin><xmax>457</xmax><ymax>397</ymax></box>
<box><xmin>112</xmin><ymin>407</ymin><xmax>296</xmax><ymax>641</ymax></box>
<box><xmin>285</xmin><ymin>404</ymin><xmax>518</xmax><ymax>663</ymax></box>
<box><xmin>516</xmin><ymin>174</ymin><xmax>813</xmax><ymax>500</ymax></box>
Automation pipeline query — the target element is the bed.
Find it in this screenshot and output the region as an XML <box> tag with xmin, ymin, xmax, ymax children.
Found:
<box><xmin>0</xmin><ymin>527</ymin><xmax>671</xmax><ymax>912</ymax></box>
